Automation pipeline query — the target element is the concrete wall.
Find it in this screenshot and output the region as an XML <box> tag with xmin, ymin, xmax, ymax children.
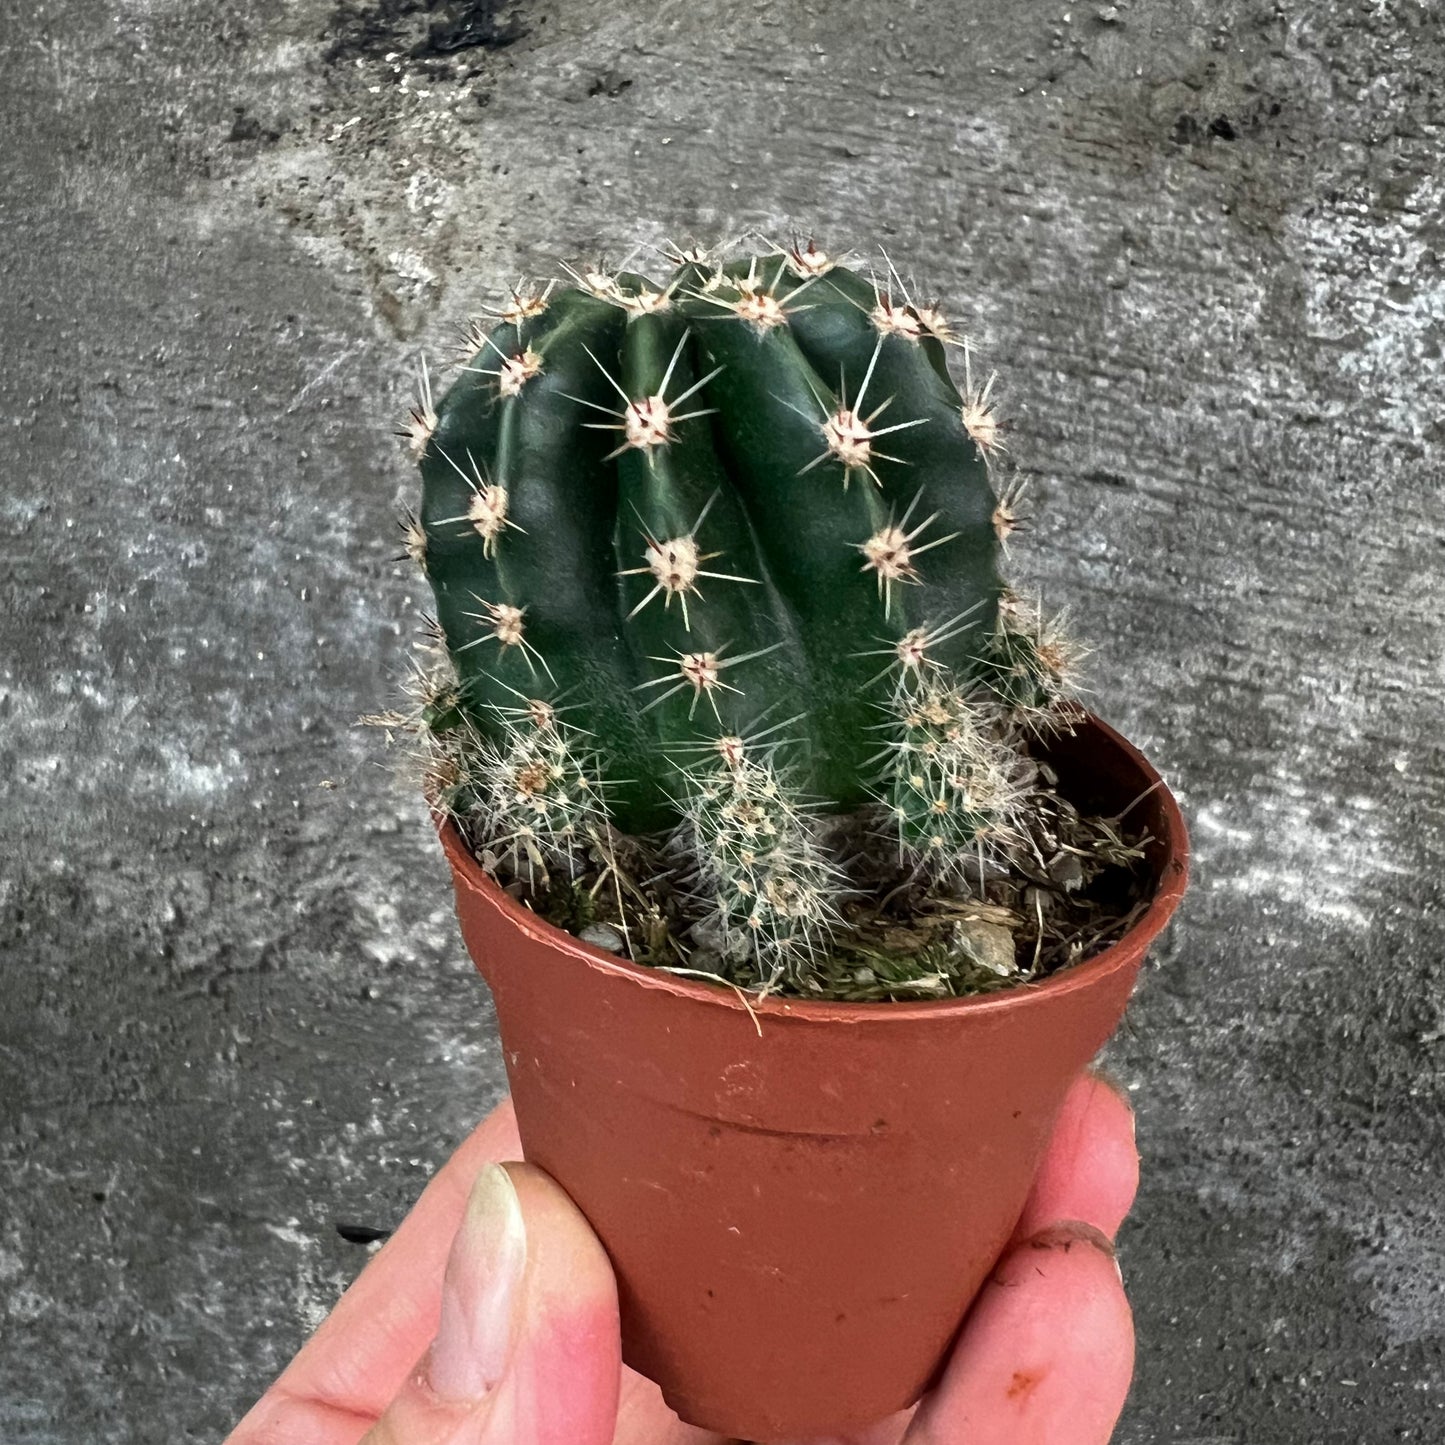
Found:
<box><xmin>2</xmin><ymin>0</ymin><xmax>1441</xmax><ymax>1438</ymax></box>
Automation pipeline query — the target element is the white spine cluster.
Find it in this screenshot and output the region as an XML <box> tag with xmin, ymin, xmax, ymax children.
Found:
<box><xmin>470</xmin><ymin>700</ymin><xmax>609</xmax><ymax>885</ymax></box>
<box><xmin>396</xmin><ymin>652</ymin><xmax>609</xmax><ymax>888</ymax></box>
<box><xmin>882</xmin><ymin>673</ymin><xmax>1026</xmax><ymax>881</ymax></box>
<box><xmin>985</xmin><ymin>590</ymin><xmax>1087</xmax><ymax>728</ymax></box>
<box><xmin>678</xmin><ymin>738</ymin><xmax>845</xmax><ymax>988</ymax></box>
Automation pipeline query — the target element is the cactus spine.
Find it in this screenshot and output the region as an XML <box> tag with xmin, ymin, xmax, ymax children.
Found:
<box><xmin>405</xmin><ymin>239</ymin><xmax>1078</xmax><ymax>982</ymax></box>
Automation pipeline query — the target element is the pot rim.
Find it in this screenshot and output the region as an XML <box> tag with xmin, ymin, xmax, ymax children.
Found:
<box><xmin>439</xmin><ymin>712</ymin><xmax>1189</xmax><ymax>1024</ymax></box>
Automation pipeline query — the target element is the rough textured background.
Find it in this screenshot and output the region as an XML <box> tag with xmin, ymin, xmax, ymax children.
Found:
<box><xmin>2</xmin><ymin>0</ymin><xmax>1442</xmax><ymax>1440</ymax></box>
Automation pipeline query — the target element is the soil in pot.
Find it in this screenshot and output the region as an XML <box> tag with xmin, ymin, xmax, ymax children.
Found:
<box><xmin>455</xmin><ymin>710</ymin><xmax>1161</xmax><ymax>1003</ymax></box>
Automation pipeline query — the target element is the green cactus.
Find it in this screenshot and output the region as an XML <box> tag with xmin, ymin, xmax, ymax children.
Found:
<box><xmin>401</xmin><ymin>238</ymin><xmax>1081</xmax><ymax>982</ymax></box>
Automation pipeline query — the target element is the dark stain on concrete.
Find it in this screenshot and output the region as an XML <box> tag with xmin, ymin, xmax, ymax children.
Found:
<box><xmin>325</xmin><ymin>0</ymin><xmax>530</xmax><ymax>65</ymax></box>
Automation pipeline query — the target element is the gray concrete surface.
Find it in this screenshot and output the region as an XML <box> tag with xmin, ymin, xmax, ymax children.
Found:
<box><xmin>2</xmin><ymin>0</ymin><xmax>1442</xmax><ymax>1440</ymax></box>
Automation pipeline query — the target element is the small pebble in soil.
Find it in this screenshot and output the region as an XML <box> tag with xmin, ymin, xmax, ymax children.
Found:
<box><xmin>953</xmin><ymin>920</ymin><xmax>1019</xmax><ymax>977</ymax></box>
<box><xmin>579</xmin><ymin>922</ymin><xmax>626</xmax><ymax>953</ymax></box>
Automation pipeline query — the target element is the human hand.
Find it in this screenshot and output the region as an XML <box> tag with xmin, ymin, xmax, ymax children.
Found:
<box><xmin>227</xmin><ymin>1072</ymin><xmax>1137</xmax><ymax>1445</ymax></box>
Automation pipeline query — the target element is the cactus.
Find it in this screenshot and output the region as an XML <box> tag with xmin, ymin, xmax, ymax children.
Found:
<box><xmin>400</xmin><ymin>238</ymin><xmax>1084</xmax><ymax>988</ymax></box>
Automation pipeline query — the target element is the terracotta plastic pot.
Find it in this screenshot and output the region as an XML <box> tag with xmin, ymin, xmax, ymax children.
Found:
<box><xmin>439</xmin><ymin>714</ymin><xmax>1188</xmax><ymax>1440</ymax></box>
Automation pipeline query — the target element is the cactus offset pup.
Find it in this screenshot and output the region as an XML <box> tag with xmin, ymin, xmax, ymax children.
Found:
<box><xmin>392</xmin><ymin>239</ymin><xmax>1146</xmax><ymax>999</ymax></box>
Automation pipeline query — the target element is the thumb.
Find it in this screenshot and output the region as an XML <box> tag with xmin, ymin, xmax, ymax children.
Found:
<box><xmin>363</xmin><ymin>1161</ymin><xmax>621</xmax><ymax>1445</ymax></box>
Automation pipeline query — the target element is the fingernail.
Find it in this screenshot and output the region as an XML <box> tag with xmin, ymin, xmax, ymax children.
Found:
<box><xmin>1024</xmin><ymin>1220</ymin><xmax>1117</xmax><ymax>1259</ymax></box>
<box><xmin>429</xmin><ymin>1163</ymin><xmax>529</xmax><ymax>1400</ymax></box>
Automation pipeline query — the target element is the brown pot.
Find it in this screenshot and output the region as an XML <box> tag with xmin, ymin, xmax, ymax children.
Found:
<box><xmin>438</xmin><ymin>714</ymin><xmax>1188</xmax><ymax>1440</ymax></box>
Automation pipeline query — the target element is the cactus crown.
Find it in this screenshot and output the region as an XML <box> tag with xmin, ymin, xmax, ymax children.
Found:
<box><xmin>394</xmin><ymin>236</ymin><xmax>1128</xmax><ymax>998</ymax></box>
